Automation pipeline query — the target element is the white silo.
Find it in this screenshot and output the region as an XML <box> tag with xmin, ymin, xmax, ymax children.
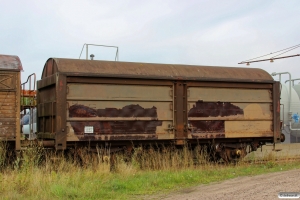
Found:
<box><xmin>285</xmin><ymin>79</ymin><xmax>300</xmax><ymax>142</ymax></box>
<box><xmin>280</xmin><ymin>84</ymin><xmax>300</xmax><ymax>143</ymax></box>
<box><xmin>271</xmin><ymin>72</ymin><xmax>300</xmax><ymax>144</ymax></box>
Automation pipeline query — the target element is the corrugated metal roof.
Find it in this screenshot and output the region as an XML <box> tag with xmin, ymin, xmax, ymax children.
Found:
<box><xmin>42</xmin><ymin>58</ymin><xmax>274</xmax><ymax>82</ymax></box>
<box><xmin>0</xmin><ymin>54</ymin><xmax>23</xmax><ymax>71</ymax></box>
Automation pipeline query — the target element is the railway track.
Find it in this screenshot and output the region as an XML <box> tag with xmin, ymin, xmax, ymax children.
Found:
<box><xmin>242</xmin><ymin>156</ymin><xmax>300</xmax><ymax>164</ymax></box>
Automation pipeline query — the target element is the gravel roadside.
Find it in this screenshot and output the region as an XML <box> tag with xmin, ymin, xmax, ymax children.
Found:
<box><xmin>145</xmin><ymin>169</ymin><xmax>300</xmax><ymax>200</ymax></box>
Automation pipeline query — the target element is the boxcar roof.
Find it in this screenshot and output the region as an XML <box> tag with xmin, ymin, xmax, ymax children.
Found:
<box><xmin>42</xmin><ymin>58</ymin><xmax>274</xmax><ymax>82</ymax></box>
<box><xmin>0</xmin><ymin>54</ymin><xmax>23</xmax><ymax>71</ymax></box>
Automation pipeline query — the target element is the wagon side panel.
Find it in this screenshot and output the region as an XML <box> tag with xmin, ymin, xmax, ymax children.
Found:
<box><xmin>187</xmin><ymin>83</ymin><xmax>274</xmax><ymax>139</ymax></box>
<box><xmin>66</xmin><ymin>81</ymin><xmax>174</xmax><ymax>141</ymax></box>
<box><xmin>0</xmin><ymin>71</ymin><xmax>19</xmax><ymax>142</ymax></box>
<box><xmin>36</xmin><ymin>74</ymin><xmax>57</xmax><ymax>141</ymax></box>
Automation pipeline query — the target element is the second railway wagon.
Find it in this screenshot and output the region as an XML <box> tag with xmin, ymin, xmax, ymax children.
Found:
<box><xmin>36</xmin><ymin>58</ymin><xmax>281</xmax><ymax>161</ymax></box>
<box><xmin>0</xmin><ymin>55</ymin><xmax>22</xmax><ymax>150</ymax></box>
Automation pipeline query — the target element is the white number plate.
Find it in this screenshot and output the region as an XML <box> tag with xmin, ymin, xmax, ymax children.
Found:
<box><xmin>84</xmin><ymin>126</ymin><xmax>94</xmax><ymax>134</ymax></box>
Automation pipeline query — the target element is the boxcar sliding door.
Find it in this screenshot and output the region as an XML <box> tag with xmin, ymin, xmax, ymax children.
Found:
<box><xmin>65</xmin><ymin>79</ymin><xmax>175</xmax><ymax>142</ymax></box>
<box><xmin>186</xmin><ymin>82</ymin><xmax>274</xmax><ymax>140</ymax></box>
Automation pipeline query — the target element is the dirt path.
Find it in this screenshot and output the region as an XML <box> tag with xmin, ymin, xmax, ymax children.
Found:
<box><xmin>146</xmin><ymin>169</ymin><xmax>300</xmax><ymax>200</ymax></box>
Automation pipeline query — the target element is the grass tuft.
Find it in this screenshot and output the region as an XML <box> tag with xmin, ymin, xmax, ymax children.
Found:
<box><xmin>0</xmin><ymin>144</ymin><xmax>300</xmax><ymax>199</ymax></box>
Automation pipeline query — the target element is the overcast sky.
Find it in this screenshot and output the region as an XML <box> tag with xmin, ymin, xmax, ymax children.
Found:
<box><xmin>1</xmin><ymin>0</ymin><xmax>299</xmax><ymax>83</ymax></box>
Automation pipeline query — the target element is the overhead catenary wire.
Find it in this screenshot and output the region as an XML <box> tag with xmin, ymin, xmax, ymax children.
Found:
<box><xmin>239</xmin><ymin>43</ymin><xmax>300</xmax><ymax>64</ymax></box>
<box><xmin>243</xmin><ymin>44</ymin><xmax>300</xmax><ymax>62</ymax></box>
<box><xmin>270</xmin><ymin>45</ymin><xmax>300</xmax><ymax>59</ymax></box>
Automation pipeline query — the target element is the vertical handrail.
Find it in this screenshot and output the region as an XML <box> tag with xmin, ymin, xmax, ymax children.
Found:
<box><xmin>21</xmin><ymin>73</ymin><xmax>36</xmax><ymax>139</ymax></box>
<box><xmin>280</xmin><ymin>104</ymin><xmax>284</xmax><ymax>130</ymax></box>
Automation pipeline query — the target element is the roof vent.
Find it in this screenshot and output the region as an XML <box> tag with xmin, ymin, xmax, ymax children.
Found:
<box><xmin>90</xmin><ymin>54</ymin><xmax>95</xmax><ymax>60</ymax></box>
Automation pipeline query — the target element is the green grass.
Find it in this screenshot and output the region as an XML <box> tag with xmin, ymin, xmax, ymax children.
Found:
<box><xmin>1</xmin><ymin>160</ymin><xmax>300</xmax><ymax>199</ymax></box>
<box><xmin>1</xmin><ymin>143</ymin><xmax>300</xmax><ymax>199</ymax></box>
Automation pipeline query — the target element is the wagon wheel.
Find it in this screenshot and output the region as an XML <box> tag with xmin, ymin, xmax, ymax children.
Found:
<box><xmin>207</xmin><ymin>144</ymin><xmax>222</xmax><ymax>163</ymax></box>
<box><xmin>219</xmin><ymin>147</ymin><xmax>247</xmax><ymax>164</ymax></box>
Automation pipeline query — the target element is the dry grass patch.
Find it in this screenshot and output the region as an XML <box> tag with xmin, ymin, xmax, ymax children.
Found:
<box><xmin>1</xmin><ymin>142</ymin><xmax>300</xmax><ymax>199</ymax></box>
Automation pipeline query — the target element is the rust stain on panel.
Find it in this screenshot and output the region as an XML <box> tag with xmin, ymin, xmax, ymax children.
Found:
<box><xmin>190</xmin><ymin>120</ymin><xmax>225</xmax><ymax>133</ymax></box>
<box><xmin>69</xmin><ymin>104</ymin><xmax>97</xmax><ymax>117</ymax></box>
<box><xmin>78</xmin><ymin>135</ymin><xmax>96</xmax><ymax>141</ymax></box>
<box><xmin>188</xmin><ymin>101</ymin><xmax>244</xmax><ymax>117</ymax></box>
<box><xmin>188</xmin><ymin>101</ymin><xmax>244</xmax><ymax>134</ymax></box>
<box><xmin>188</xmin><ymin>103</ymin><xmax>272</xmax><ymax>120</ymax></box>
<box><xmin>70</xmin><ymin>121</ymin><xmax>162</xmax><ymax>135</ymax></box>
<box><xmin>69</xmin><ymin>104</ymin><xmax>158</xmax><ymax>118</ymax></box>
<box><xmin>109</xmin><ymin>134</ymin><xmax>157</xmax><ymax>140</ymax></box>
<box><xmin>191</xmin><ymin>133</ymin><xmax>225</xmax><ymax>139</ymax></box>
<box><xmin>97</xmin><ymin>104</ymin><xmax>158</xmax><ymax>118</ymax></box>
<box><xmin>68</xmin><ymin>101</ymin><xmax>173</xmax><ymax>121</ymax></box>
<box><xmin>75</xmin><ymin>134</ymin><xmax>158</xmax><ymax>141</ymax></box>
<box><xmin>69</xmin><ymin>104</ymin><xmax>162</xmax><ymax>135</ymax></box>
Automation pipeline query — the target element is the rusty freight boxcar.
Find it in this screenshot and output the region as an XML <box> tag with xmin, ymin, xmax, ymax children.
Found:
<box><xmin>0</xmin><ymin>55</ymin><xmax>22</xmax><ymax>150</ymax></box>
<box><xmin>36</xmin><ymin>58</ymin><xmax>282</xmax><ymax>161</ymax></box>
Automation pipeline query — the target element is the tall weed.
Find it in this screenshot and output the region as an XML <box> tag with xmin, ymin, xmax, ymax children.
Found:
<box><xmin>0</xmin><ymin>141</ymin><xmax>8</xmax><ymax>170</ymax></box>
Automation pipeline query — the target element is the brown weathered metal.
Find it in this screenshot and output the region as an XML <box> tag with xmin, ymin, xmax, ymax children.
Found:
<box><xmin>37</xmin><ymin>57</ymin><xmax>279</xmax><ymax>153</ymax></box>
<box><xmin>0</xmin><ymin>55</ymin><xmax>23</xmax><ymax>71</ymax></box>
<box><xmin>187</xmin><ymin>82</ymin><xmax>273</xmax><ymax>89</ymax></box>
<box><xmin>55</xmin><ymin>74</ymin><xmax>67</xmax><ymax>150</ymax></box>
<box><xmin>273</xmin><ymin>82</ymin><xmax>281</xmax><ymax>143</ymax></box>
<box><xmin>15</xmin><ymin>71</ymin><xmax>21</xmax><ymax>150</ymax></box>
<box><xmin>42</xmin><ymin>58</ymin><xmax>273</xmax><ymax>82</ymax></box>
<box><xmin>174</xmin><ymin>82</ymin><xmax>187</xmax><ymax>144</ymax></box>
<box><xmin>66</xmin><ymin>77</ymin><xmax>173</xmax><ymax>86</ymax></box>
<box><xmin>0</xmin><ymin>54</ymin><xmax>22</xmax><ymax>150</ymax></box>
<box><xmin>187</xmin><ymin>84</ymin><xmax>274</xmax><ymax>139</ymax></box>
